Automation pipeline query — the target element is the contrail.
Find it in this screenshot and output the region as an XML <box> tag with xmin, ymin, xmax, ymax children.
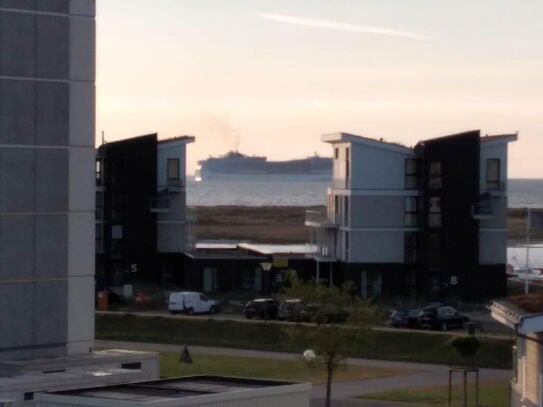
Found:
<box><xmin>257</xmin><ymin>13</ymin><xmax>429</xmax><ymax>41</ymax></box>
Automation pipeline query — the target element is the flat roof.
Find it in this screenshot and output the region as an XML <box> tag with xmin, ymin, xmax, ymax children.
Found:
<box><xmin>158</xmin><ymin>135</ymin><xmax>195</xmax><ymax>145</ymax></box>
<box><xmin>321</xmin><ymin>132</ymin><xmax>413</xmax><ymax>154</ymax></box>
<box><xmin>40</xmin><ymin>376</ymin><xmax>309</xmax><ymax>405</ymax></box>
<box><xmin>238</xmin><ymin>243</ymin><xmax>317</xmax><ymax>255</ymax></box>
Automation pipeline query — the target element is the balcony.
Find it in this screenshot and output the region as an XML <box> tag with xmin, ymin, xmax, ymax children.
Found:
<box><xmin>305</xmin><ymin>210</ymin><xmax>337</xmax><ymax>228</ymax></box>
<box><xmin>166</xmin><ymin>178</ymin><xmax>184</xmax><ymax>193</ymax></box>
<box><xmin>472</xmin><ymin>192</ymin><xmax>494</xmax><ymax>219</ymax></box>
<box><xmin>150</xmin><ymin>195</ymin><xmax>170</xmax><ymax>213</ymax></box>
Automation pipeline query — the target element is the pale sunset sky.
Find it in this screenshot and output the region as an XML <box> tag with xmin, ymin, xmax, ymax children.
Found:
<box><xmin>96</xmin><ymin>0</ymin><xmax>543</xmax><ymax>178</ymax></box>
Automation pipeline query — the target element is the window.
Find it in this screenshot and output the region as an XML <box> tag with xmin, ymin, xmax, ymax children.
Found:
<box><xmin>167</xmin><ymin>158</ymin><xmax>180</xmax><ymax>182</ymax></box>
<box><xmin>428</xmin><ymin>197</ymin><xmax>442</xmax><ymax>227</ymax></box>
<box><xmin>404</xmin><ymin>159</ymin><xmax>419</xmax><ymax>189</ymax></box>
<box><xmin>334</xmin><ymin>147</ymin><xmax>339</xmax><ymax>159</ymax></box>
<box><xmin>344</xmin><ymin>196</ymin><xmax>349</xmax><ymax>226</ymax></box>
<box><xmin>428</xmin><ymin>161</ymin><xmax>442</xmax><ymax>189</ymax></box>
<box><xmin>345</xmin><ymin>147</ymin><xmax>350</xmax><ymax>188</ymax></box>
<box><xmin>111</xmin><ymin>224</ymin><xmax>123</xmax><ymax>239</ymax></box>
<box><xmin>95</xmin><ymin>159</ymin><xmax>103</xmax><ymax>185</ymax></box>
<box><xmin>404</xmin><ymin>197</ymin><xmax>419</xmax><ymax>227</ymax></box>
<box><xmin>486</xmin><ymin>159</ymin><xmax>501</xmax><ymax>190</ymax></box>
<box><xmin>344</xmin><ymin>231</ymin><xmax>349</xmax><ymax>261</ymax></box>
<box><xmin>404</xmin><ymin>232</ymin><xmax>418</xmax><ymax>263</ymax></box>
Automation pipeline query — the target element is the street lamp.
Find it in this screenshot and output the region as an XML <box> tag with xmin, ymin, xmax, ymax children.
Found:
<box><xmin>260</xmin><ymin>262</ymin><xmax>272</xmax><ymax>296</ymax></box>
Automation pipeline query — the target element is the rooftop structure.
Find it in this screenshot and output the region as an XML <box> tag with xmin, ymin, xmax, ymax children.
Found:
<box><xmin>36</xmin><ymin>376</ymin><xmax>311</xmax><ymax>407</ymax></box>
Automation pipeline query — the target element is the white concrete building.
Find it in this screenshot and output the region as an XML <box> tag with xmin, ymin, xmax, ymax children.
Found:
<box><xmin>491</xmin><ymin>293</ymin><xmax>543</xmax><ymax>407</ymax></box>
<box><xmin>0</xmin><ymin>2</ymin><xmax>159</xmax><ymax>405</ymax></box>
<box><xmin>307</xmin><ymin>131</ymin><xmax>517</xmax><ymax>300</ymax></box>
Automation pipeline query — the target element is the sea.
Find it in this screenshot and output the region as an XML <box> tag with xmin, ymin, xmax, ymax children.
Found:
<box><xmin>187</xmin><ymin>178</ymin><xmax>543</xmax><ymax>208</ymax></box>
<box><xmin>186</xmin><ymin>178</ymin><xmax>543</xmax><ymax>267</ymax></box>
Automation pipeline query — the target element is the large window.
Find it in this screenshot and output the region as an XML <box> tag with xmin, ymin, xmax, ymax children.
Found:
<box><xmin>404</xmin><ymin>232</ymin><xmax>418</xmax><ymax>263</ymax></box>
<box><xmin>405</xmin><ymin>159</ymin><xmax>419</xmax><ymax>189</ymax></box>
<box><xmin>404</xmin><ymin>197</ymin><xmax>419</xmax><ymax>227</ymax></box>
<box><xmin>344</xmin><ymin>196</ymin><xmax>350</xmax><ymax>226</ymax></box>
<box><xmin>428</xmin><ymin>161</ymin><xmax>442</xmax><ymax>189</ymax></box>
<box><xmin>345</xmin><ymin>147</ymin><xmax>350</xmax><ymax>187</ymax></box>
<box><xmin>167</xmin><ymin>158</ymin><xmax>180</xmax><ymax>182</ymax></box>
<box><xmin>428</xmin><ymin>197</ymin><xmax>442</xmax><ymax>227</ymax></box>
<box><xmin>486</xmin><ymin>159</ymin><xmax>501</xmax><ymax>190</ymax></box>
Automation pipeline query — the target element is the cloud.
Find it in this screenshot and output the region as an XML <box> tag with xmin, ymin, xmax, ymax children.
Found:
<box><xmin>256</xmin><ymin>13</ymin><xmax>429</xmax><ymax>41</ymax></box>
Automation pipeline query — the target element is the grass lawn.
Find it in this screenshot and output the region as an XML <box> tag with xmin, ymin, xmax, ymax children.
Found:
<box><xmin>96</xmin><ymin>314</ymin><xmax>513</xmax><ymax>369</ymax></box>
<box><xmin>159</xmin><ymin>351</ymin><xmax>411</xmax><ymax>383</ymax></box>
<box><xmin>357</xmin><ymin>380</ymin><xmax>509</xmax><ymax>407</ymax></box>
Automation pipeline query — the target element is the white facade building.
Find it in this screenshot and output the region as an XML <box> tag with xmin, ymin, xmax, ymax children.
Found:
<box><xmin>307</xmin><ymin>131</ymin><xmax>517</xmax><ymax>300</ymax></box>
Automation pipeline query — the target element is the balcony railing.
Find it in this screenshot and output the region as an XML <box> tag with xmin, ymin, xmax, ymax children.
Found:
<box><xmin>472</xmin><ymin>192</ymin><xmax>494</xmax><ymax>219</ymax></box>
<box><xmin>305</xmin><ymin>210</ymin><xmax>337</xmax><ymax>228</ymax></box>
<box><xmin>150</xmin><ymin>195</ymin><xmax>170</xmax><ymax>213</ymax></box>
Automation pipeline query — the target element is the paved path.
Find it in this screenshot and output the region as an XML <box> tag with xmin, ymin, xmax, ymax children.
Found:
<box><xmin>97</xmin><ymin>340</ymin><xmax>511</xmax><ymax>407</ymax></box>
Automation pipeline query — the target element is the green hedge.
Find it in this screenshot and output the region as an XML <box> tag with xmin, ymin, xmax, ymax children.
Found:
<box><xmin>96</xmin><ymin>314</ymin><xmax>513</xmax><ymax>369</ymax></box>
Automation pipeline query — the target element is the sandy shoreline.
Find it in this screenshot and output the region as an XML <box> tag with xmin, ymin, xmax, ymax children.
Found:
<box><xmin>191</xmin><ymin>206</ymin><xmax>542</xmax><ymax>244</ymax></box>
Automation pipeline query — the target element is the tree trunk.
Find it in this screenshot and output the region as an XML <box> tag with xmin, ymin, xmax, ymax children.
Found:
<box><xmin>325</xmin><ymin>359</ymin><xmax>333</xmax><ymax>407</ymax></box>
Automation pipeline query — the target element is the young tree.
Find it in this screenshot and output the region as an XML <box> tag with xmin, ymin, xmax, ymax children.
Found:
<box><xmin>282</xmin><ymin>273</ymin><xmax>377</xmax><ymax>407</ymax></box>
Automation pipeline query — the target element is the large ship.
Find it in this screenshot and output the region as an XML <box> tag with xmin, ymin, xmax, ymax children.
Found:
<box><xmin>195</xmin><ymin>151</ymin><xmax>332</xmax><ymax>181</ymax></box>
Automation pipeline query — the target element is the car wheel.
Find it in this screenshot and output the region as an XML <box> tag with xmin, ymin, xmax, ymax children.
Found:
<box><xmin>186</xmin><ymin>307</ymin><xmax>194</xmax><ymax>316</ymax></box>
<box><xmin>441</xmin><ymin>322</ymin><xmax>448</xmax><ymax>331</ymax></box>
<box><xmin>209</xmin><ymin>305</ymin><xmax>217</xmax><ymax>314</ymax></box>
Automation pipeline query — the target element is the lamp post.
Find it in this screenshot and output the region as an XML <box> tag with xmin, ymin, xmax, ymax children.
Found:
<box><xmin>260</xmin><ymin>262</ymin><xmax>272</xmax><ymax>296</ymax></box>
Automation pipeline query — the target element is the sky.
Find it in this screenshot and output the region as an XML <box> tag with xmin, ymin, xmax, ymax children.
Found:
<box><xmin>96</xmin><ymin>0</ymin><xmax>543</xmax><ymax>177</ymax></box>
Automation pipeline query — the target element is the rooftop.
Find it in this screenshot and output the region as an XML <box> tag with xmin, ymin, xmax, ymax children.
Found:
<box><xmin>321</xmin><ymin>132</ymin><xmax>412</xmax><ymax>154</ymax></box>
<box><xmin>158</xmin><ymin>135</ymin><xmax>195</xmax><ymax>144</ymax></box>
<box><xmin>38</xmin><ymin>375</ymin><xmax>310</xmax><ymax>405</ymax></box>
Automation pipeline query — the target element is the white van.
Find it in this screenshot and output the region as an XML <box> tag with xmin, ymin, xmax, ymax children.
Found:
<box><xmin>168</xmin><ymin>291</ymin><xmax>217</xmax><ymax>315</ymax></box>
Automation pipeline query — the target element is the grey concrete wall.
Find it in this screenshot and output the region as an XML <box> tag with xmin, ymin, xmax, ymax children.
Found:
<box><xmin>0</xmin><ymin>1</ymin><xmax>95</xmax><ymax>360</ymax></box>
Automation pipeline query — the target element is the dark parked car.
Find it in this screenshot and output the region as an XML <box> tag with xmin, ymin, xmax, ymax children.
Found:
<box><xmin>277</xmin><ymin>299</ymin><xmax>309</xmax><ymax>322</ymax></box>
<box><xmin>390</xmin><ymin>308</ymin><xmax>422</xmax><ymax>328</ymax></box>
<box><xmin>244</xmin><ymin>298</ymin><xmax>279</xmax><ymax>320</ymax></box>
<box><xmin>418</xmin><ymin>306</ymin><xmax>469</xmax><ymax>331</ymax></box>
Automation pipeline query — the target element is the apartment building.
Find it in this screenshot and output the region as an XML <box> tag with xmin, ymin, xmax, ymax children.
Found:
<box><xmin>0</xmin><ymin>2</ymin><xmax>159</xmax><ymax>405</ymax></box>
<box><xmin>0</xmin><ymin>0</ymin><xmax>96</xmax><ymax>362</ymax></box>
<box><xmin>306</xmin><ymin>130</ymin><xmax>516</xmax><ymax>300</ymax></box>
<box><xmin>96</xmin><ymin>134</ymin><xmax>194</xmax><ymax>286</ymax></box>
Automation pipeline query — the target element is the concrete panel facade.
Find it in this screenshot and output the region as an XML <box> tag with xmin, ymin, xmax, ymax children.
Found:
<box><xmin>68</xmin><ymin>147</ymin><xmax>95</xmax><ymax>211</ymax></box>
<box><xmin>69</xmin><ymin>82</ymin><xmax>95</xmax><ymax>146</ymax></box>
<box><xmin>35</xmin><ymin>215</ymin><xmax>68</xmax><ymax>279</ymax></box>
<box><xmin>36</xmin><ymin>14</ymin><xmax>69</xmax><ymax>79</ymax></box>
<box><xmin>36</xmin><ymin>148</ymin><xmax>69</xmax><ymax>211</ymax></box>
<box><xmin>36</xmin><ymin>82</ymin><xmax>69</xmax><ymax>146</ymax></box>
<box><xmin>0</xmin><ymin>11</ymin><xmax>35</xmax><ymax>77</ymax></box>
<box><xmin>0</xmin><ymin>283</ymin><xmax>34</xmax><ymax>349</ymax></box>
<box><xmin>66</xmin><ymin>275</ymin><xmax>94</xmax><ymax>354</ymax></box>
<box><xmin>0</xmin><ymin>148</ymin><xmax>35</xmax><ymax>212</ymax></box>
<box><xmin>0</xmin><ymin>1</ymin><xmax>96</xmax><ymax>361</ymax></box>
<box><xmin>0</xmin><ymin>80</ymin><xmax>35</xmax><ymax>145</ymax></box>
<box><xmin>0</xmin><ymin>216</ymin><xmax>34</xmax><ymax>280</ymax></box>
